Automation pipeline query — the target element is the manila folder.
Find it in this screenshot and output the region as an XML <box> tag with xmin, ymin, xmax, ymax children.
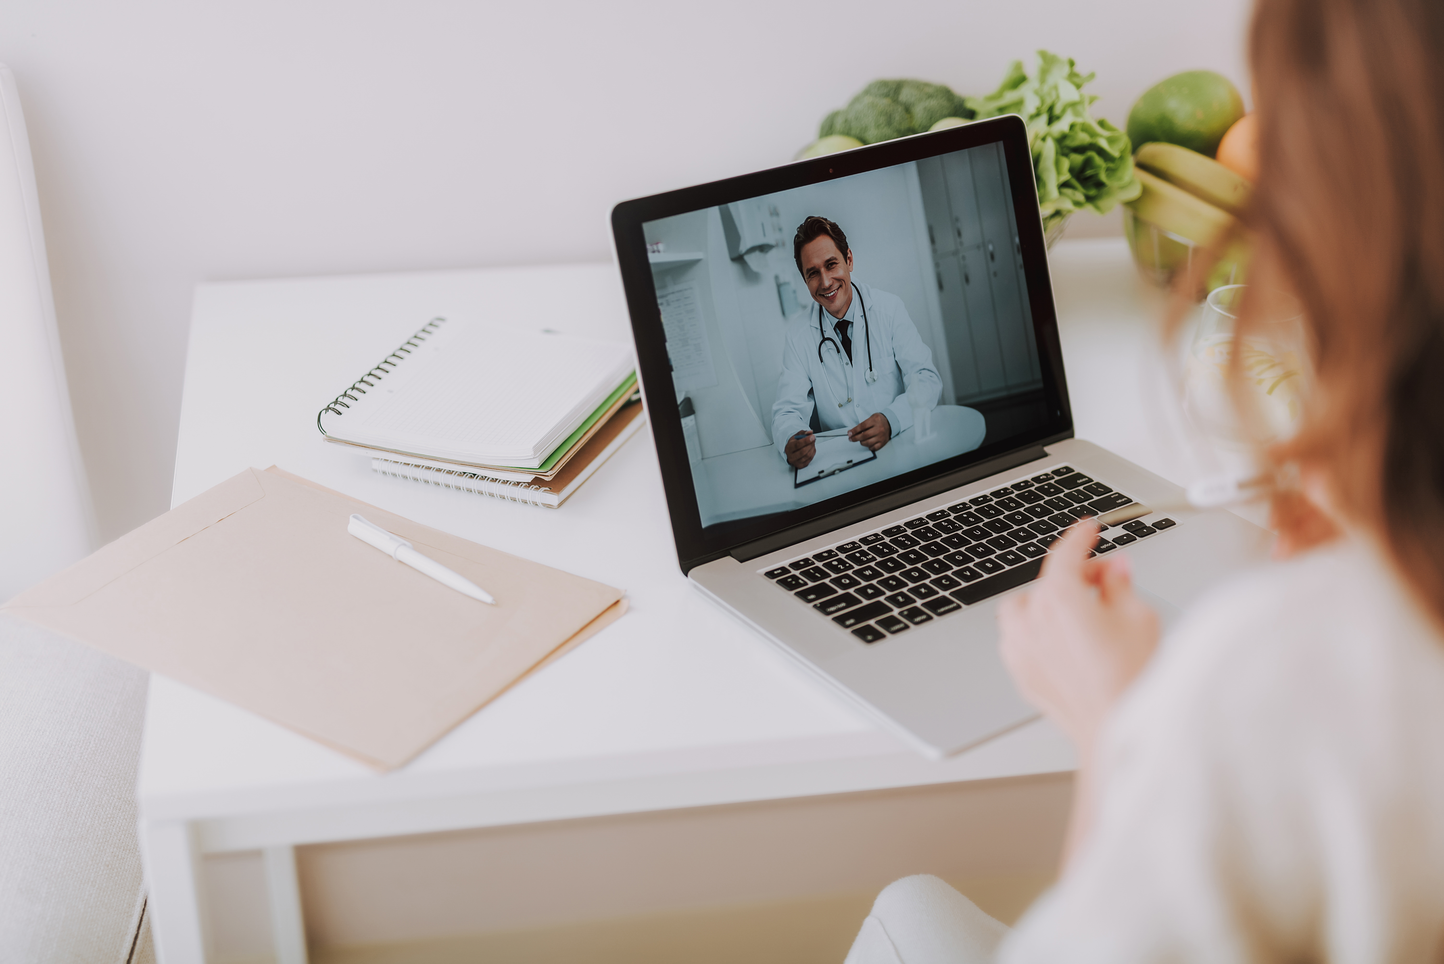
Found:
<box><xmin>0</xmin><ymin>466</ymin><xmax>626</xmax><ymax>770</ymax></box>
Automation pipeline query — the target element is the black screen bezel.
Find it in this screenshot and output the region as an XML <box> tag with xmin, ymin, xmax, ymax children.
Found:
<box><xmin>611</xmin><ymin>115</ymin><xmax>1074</xmax><ymax>573</ymax></box>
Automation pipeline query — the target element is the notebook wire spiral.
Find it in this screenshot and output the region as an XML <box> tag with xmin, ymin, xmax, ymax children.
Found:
<box><xmin>317</xmin><ymin>317</ymin><xmax>446</xmax><ymax>433</ymax></box>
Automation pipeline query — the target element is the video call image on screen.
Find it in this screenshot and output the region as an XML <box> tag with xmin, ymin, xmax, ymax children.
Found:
<box><xmin>644</xmin><ymin>143</ymin><xmax>1048</xmax><ymax>529</ymax></box>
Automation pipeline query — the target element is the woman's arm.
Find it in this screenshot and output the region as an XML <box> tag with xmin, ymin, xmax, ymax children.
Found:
<box><xmin>997</xmin><ymin>521</ymin><xmax>1161</xmax><ymax>866</ymax></box>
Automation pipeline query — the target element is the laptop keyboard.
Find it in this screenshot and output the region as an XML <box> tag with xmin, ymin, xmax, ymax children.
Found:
<box><xmin>760</xmin><ymin>465</ymin><xmax>1177</xmax><ymax>644</ymax></box>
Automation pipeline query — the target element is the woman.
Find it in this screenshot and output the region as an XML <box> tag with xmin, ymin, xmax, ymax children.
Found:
<box><xmin>846</xmin><ymin>0</ymin><xmax>1444</xmax><ymax>959</ymax></box>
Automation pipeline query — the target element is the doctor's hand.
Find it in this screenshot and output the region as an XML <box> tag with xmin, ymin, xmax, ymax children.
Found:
<box><xmin>785</xmin><ymin>431</ymin><xmax>816</xmax><ymax>468</ymax></box>
<box><xmin>997</xmin><ymin>520</ymin><xmax>1160</xmax><ymax>754</ymax></box>
<box><xmin>848</xmin><ymin>413</ymin><xmax>892</xmax><ymax>452</ymax></box>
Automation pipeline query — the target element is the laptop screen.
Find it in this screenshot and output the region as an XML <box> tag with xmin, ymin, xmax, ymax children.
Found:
<box><xmin>613</xmin><ymin>117</ymin><xmax>1073</xmax><ymax>571</ymax></box>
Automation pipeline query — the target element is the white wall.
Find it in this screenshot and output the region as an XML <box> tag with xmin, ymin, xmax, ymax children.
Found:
<box><xmin>0</xmin><ymin>0</ymin><xmax>1251</xmax><ymax>540</ymax></box>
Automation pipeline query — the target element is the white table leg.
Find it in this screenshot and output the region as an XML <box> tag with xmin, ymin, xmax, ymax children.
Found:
<box><xmin>139</xmin><ymin>819</ymin><xmax>208</xmax><ymax>963</ymax></box>
<box><xmin>264</xmin><ymin>845</ymin><xmax>309</xmax><ymax>964</ymax></box>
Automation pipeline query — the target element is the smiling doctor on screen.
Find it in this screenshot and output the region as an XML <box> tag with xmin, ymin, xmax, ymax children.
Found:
<box><xmin>772</xmin><ymin>215</ymin><xmax>942</xmax><ymax>469</ymax></box>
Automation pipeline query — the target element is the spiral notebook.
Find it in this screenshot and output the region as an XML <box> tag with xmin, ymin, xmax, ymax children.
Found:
<box><xmin>318</xmin><ymin>317</ymin><xmax>636</xmax><ymax>470</ymax></box>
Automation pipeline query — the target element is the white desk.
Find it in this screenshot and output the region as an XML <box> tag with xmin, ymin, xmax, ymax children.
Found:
<box><xmin>139</xmin><ymin>239</ymin><xmax>1195</xmax><ymax>962</ymax></box>
<box><xmin>694</xmin><ymin>405</ymin><xmax>986</xmax><ymax>524</ymax></box>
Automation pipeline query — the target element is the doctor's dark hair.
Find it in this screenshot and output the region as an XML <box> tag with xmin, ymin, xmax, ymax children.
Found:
<box><xmin>793</xmin><ymin>216</ymin><xmax>850</xmax><ymax>275</ymax></box>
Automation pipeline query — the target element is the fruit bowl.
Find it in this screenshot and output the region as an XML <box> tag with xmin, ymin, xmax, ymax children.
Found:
<box><xmin>1124</xmin><ymin>206</ymin><xmax>1246</xmax><ymax>291</ymax></box>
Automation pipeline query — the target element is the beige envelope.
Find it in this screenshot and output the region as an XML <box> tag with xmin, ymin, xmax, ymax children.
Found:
<box><xmin>1</xmin><ymin>466</ymin><xmax>626</xmax><ymax>770</ymax></box>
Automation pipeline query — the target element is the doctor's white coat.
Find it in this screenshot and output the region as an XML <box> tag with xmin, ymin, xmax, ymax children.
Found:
<box><xmin>770</xmin><ymin>281</ymin><xmax>942</xmax><ymax>459</ymax></box>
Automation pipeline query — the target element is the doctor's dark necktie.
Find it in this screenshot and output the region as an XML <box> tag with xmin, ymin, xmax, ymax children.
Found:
<box><xmin>837</xmin><ymin>320</ymin><xmax>853</xmax><ymax>364</ymax></box>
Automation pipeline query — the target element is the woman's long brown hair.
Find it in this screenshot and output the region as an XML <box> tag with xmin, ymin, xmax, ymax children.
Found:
<box><xmin>1230</xmin><ymin>0</ymin><xmax>1444</xmax><ymax>625</ymax></box>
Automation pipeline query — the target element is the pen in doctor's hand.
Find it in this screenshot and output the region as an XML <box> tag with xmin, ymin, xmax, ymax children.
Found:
<box><xmin>347</xmin><ymin>514</ymin><xmax>496</xmax><ymax>604</ymax></box>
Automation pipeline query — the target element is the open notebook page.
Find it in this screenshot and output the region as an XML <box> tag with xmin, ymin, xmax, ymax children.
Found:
<box><xmin>320</xmin><ymin>319</ymin><xmax>635</xmax><ymax>468</ymax></box>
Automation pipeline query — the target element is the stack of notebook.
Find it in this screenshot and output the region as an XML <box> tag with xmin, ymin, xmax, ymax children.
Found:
<box><xmin>317</xmin><ymin>317</ymin><xmax>644</xmax><ymax>506</ymax></box>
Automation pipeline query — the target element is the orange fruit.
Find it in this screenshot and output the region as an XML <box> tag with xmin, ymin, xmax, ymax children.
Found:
<box><xmin>1216</xmin><ymin>113</ymin><xmax>1258</xmax><ymax>182</ymax></box>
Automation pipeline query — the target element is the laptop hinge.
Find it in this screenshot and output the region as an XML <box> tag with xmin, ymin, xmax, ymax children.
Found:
<box><xmin>729</xmin><ymin>443</ymin><xmax>1052</xmax><ymax>563</ymax></box>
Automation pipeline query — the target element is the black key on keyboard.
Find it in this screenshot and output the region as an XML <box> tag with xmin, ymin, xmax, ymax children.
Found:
<box><xmin>837</xmin><ymin>541</ymin><xmax>863</xmax><ymax>553</ymax></box>
<box><xmin>899</xmin><ymin>549</ymin><xmax>928</xmax><ymax>566</ymax></box>
<box><xmin>789</xmin><ymin>558</ymin><xmax>814</xmax><ymax>570</ymax></box>
<box><xmin>950</xmin><ymin>557</ymin><xmax>1045</xmax><ymax>605</ymax></box>
<box><xmin>1031</xmin><ymin>472</ymin><xmax>1055</xmax><ymax>483</ymax></box>
<box><xmin>1028</xmin><ymin>519</ymin><xmax>1059</xmax><ymax>536</ymax></box>
<box><xmin>926</xmin><ymin>510</ymin><xmax>952</xmax><ymax>522</ymax></box>
<box><xmin>930</xmin><ymin>573</ymin><xmax>963</xmax><ymax>591</ymax></box>
<box><xmin>962</xmin><ymin>525</ymin><xmax>990</xmax><ymax>541</ymax></box>
<box><xmin>776</xmin><ymin>574</ymin><xmax>807</xmax><ymax>591</ymax></box>
<box><xmin>796</xmin><ymin>583</ymin><xmax>837</xmax><ymax>603</ymax></box>
<box><xmin>870</xmin><ymin>542</ymin><xmax>899</xmax><ymax>557</ymax></box>
<box><xmin>976</xmin><ymin>558</ymin><xmax>1006</xmax><ymax>574</ymax></box>
<box><xmin>968</xmin><ymin>494</ymin><xmax>992</xmax><ymax>506</ymax></box>
<box><xmin>857</xmin><ymin>583</ymin><xmax>887</xmax><ymax>600</ymax></box>
<box><xmin>801</xmin><ymin>566</ymin><xmax>830</xmax><ymax>582</ymax></box>
<box><xmin>904</xmin><ymin>518</ymin><xmax>930</xmax><ymax>529</ymax></box>
<box><xmin>954</xmin><ymin>565</ymin><xmax>984</xmax><ymax>582</ymax></box>
<box><xmin>1052</xmin><ymin>465</ymin><xmax>1076</xmax><ymax>475</ymax></box>
<box><xmin>995</xmin><ymin>496</ymin><xmax>1024</xmax><ymax>511</ymax></box>
<box><xmin>976</xmin><ymin>503</ymin><xmax>1004</xmax><ymax>519</ymax></box>
<box><xmin>953</xmin><ymin>510</ymin><xmax>983</xmax><ymax>525</ymax></box>
<box><xmin>877</xmin><ymin>557</ymin><xmax>908</xmax><ymax>574</ymax></box>
<box><xmin>813</xmin><ymin>549</ymin><xmax>839</xmax><ymax>561</ymax></box>
<box><xmin>911</xmin><ymin>582</ymin><xmax>940</xmax><ymax>599</ymax></box>
<box><xmin>934</xmin><ymin>517</ymin><xmax>964</xmax><ymax>534</ymax></box>
<box><xmin>1003</xmin><ymin>511</ymin><xmax>1032</xmax><ymax>527</ymax></box>
<box><xmin>984</xmin><ymin>519</ymin><xmax>1013</xmax><ymax>534</ymax></box>
<box><xmin>884</xmin><ymin>592</ymin><xmax>916</xmax><ymax>608</ymax></box>
<box><xmin>1058</xmin><ymin>473</ymin><xmax>1093</xmax><ymax>490</ymax></box>
<box><xmin>986</xmin><ymin>534</ymin><xmax>1018</xmax><ymax>551</ymax></box>
<box><xmin>1088</xmin><ymin>492</ymin><xmax>1134</xmax><ymax>513</ymax></box>
<box><xmin>1043</xmin><ymin>496</ymin><xmax>1073</xmax><ymax>512</ymax></box>
<box><xmin>948</xmin><ymin>502</ymin><xmax>972</xmax><ymax>513</ymax></box>
<box><xmin>764</xmin><ymin>567</ymin><xmax>791</xmax><ymax>579</ymax></box>
<box><xmin>997</xmin><ymin>549</ymin><xmax>1026</xmax><ymax>566</ymax></box>
<box><xmin>1017</xmin><ymin>541</ymin><xmax>1048</xmax><ymax>559</ymax></box>
<box><xmin>968</xmin><ymin>541</ymin><xmax>996</xmax><ymax>558</ymax></box>
<box><xmin>1153</xmin><ymin>518</ymin><xmax>1177</xmax><ymax>530</ymax></box>
<box><xmin>941</xmin><ymin>533</ymin><xmax>970</xmax><ymax>549</ymax></box>
<box><xmin>1083</xmin><ymin>482</ymin><xmax>1114</xmax><ymax>498</ymax></box>
<box><xmin>923</xmin><ymin>596</ymin><xmax>962</xmax><ymax>617</ymax></box>
<box><xmin>1037</xmin><ymin>533</ymin><xmax>1060</xmax><ymax>548</ymax></box>
<box><xmin>877</xmin><ymin>574</ymin><xmax>909</xmax><ymax>592</ymax></box>
<box><xmin>1067</xmin><ymin>505</ymin><xmax>1095</xmax><ymax>520</ymax></box>
<box><xmin>861</xmin><ymin>533</ymin><xmax>887</xmax><ymax>545</ymax></box>
<box><xmin>822</xmin><ymin>559</ymin><xmax>854</xmax><ymax>574</ymax></box>
<box><xmin>921</xmin><ymin>558</ymin><xmax>952</xmax><ymax>576</ymax></box>
<box><xmin>899</xmin><ymin>606</ymin><xmax>934</xmax><ymax>625</ymax></box>
<box><xmin>1094</xmin><ymin>537</ymin><xmax>1118</xmax><ymax>553</ymax></box>
<box><xmin>920</xmin><ymin>540</ymin><xmax>950</xmax><ymax>558</ymax></box>
<box><xmin>912</xmin><ymin>526</ymin><xmax>942</xmax><ymax>542</ymax></box>
<box><xmin>882</xmin><ymin>525</ymin><xmax>908</xmax><ymax>537</ymax></box>
<box><xmin>815</xmin><ymin>593</ymin><xmax>862</xmax><ymax>615</ymax></box>
<box><xmin>834</xmin><ymin>601</ymin><xmax>892</xmax><ymax>629</ymax></box>
<box><xmin>991</xmin><ymin>486</ymin><xmax>1014</xmax><ymax>497</ymax></box>
<box><xmin>1017</xmin><ymin>489</ymin><xmax>1045</xmax><ymax>505</ymax></box>
<box><xmin>831</xmin><ymin>573</ymin><xmax>862</xmax><ymax>590</ymax></box>
<box><xmin>1012</xmin><ymin>479</ymin><xmax>1035</xmax><ymax>490</ymax></box>
<box><xmin>844</xmin><ymin>551</ymin><xmax>877</xmax><ymax>566</ymax></box>
<box><xmin>890</xmin><ymin>534</ymin><xmax>920</xmax><ymax>549</ymax></box>
<box><xmin>1122</xmin><ymin>519</ymin><xmax>1150</xmax><ymax>533</ymax></box>
<box><xmin>1024</xmin><ymin>504</ymin><xmax>1053</xmax><ymax>519</ymax></box>
<box><xmin>1112</xmin><ymin>532</ymin><xmax>1137</xmax><ymax>545</ymax></box>
<box><xmin>1065</xmin><ymin>490</ymin><xmax>1094</xmax><ymax>505</ymax></box>
<box><xmin>1132</xmin><ymin>525</ymin><xmax>1157</xmax><ymax>537</ymax></box>
<box><xmin>1036</xmin><ymin>482</ymin><xmax>1064</xmax><ymax>497</ymax></box>
<box><xmin>852</xmin><ymin>624</ymin><xmax>888</xmax><ymax>643</ymax></box>
<box><xmin>876</xmin><ymin>614</ymin><xmax>910</xmax><ymax>634</ymax></box>
<box><xmin>1047</xmin><ymin>512</ymin><xmax>1077</xmax><ymax>529</ymax></box>
<box><xmin>900</xmin><ymin>567</ymin><xmax>931</xmax><ymax>584</ymax></box>
<box><xmin>854</xmin><ymin>565</ymin><xmax>884</xmax><ymax>581</ymax></box>
<box><xmin>942</xmin><ymin>550</ymin><xmax>973</xmax><ymax>567</ymax></box>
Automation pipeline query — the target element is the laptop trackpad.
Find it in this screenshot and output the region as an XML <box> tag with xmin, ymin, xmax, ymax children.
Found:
<box><xmin>1136</xmin><ymin>584</ymin><xmax>1184</xmax><ymax>631</ymax></box>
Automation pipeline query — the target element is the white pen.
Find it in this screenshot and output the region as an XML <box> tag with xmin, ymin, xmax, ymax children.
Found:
<box><xmin>347</xmin><ymin>514</ymin><xmax>496</xmax><ymax>605</ymax></box>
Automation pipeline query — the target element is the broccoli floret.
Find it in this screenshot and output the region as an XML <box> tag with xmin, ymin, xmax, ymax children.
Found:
<box><xmin>825</xmin><ymin>94</ymin><xmax>915</xmax><ymax>144</ymax></box>
<box><xmin>818</xmin><ymin>79</ymin><xmax>972</xmax><ymax>144</ymax></box>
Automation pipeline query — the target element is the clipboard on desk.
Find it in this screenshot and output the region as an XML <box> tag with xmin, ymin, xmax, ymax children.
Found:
<box><xmin>793</xmin><ymin>431</ymin><xmax>877</xmax><ymax>488</ymax></box>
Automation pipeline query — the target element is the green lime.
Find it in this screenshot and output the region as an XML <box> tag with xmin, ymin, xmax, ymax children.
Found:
<box><xmin>1127</xmin><ymin>71</ymin><xmax>1245</xmax><ymax>158</ymax></box>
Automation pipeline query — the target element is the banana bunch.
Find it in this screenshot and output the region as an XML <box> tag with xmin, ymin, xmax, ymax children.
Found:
<box><xmin>1125</xmin><ymin>142</ymin><xmax>1251</xmax><ymax>287</ymax></box>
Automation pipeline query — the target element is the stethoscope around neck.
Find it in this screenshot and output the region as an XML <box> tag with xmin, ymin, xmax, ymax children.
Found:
<box><xmin>817</xmin><ymin>284</ymin><xmax>877</xmax><ymax>385</ymax></box>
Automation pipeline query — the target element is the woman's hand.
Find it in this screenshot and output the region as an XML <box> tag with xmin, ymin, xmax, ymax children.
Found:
<box><xmin>998</xmin><ymin>520</ymin><xmax>1161</xmax><ymax>755</ymax></box>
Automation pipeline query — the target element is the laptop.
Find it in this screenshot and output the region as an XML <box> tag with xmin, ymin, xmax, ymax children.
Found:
<box><xmin>610</xmin><ymin>115</ymin><xmax>1268</xmax><ymax>757</ymax></box>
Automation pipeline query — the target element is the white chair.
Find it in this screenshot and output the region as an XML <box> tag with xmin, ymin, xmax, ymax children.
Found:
<box><xmin>0</xmin><ymin>64</ymin><xmax>153</xmax><ymax>962</ymax></box>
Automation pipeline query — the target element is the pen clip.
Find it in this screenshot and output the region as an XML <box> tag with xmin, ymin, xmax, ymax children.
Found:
<box><xmin>348</xmin><ymin>513</ymin><xmax>412</xmax><ymax>560</ymax></box>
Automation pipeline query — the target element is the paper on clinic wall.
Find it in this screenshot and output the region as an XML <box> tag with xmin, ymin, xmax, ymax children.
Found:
<box><xmin>0</xmin><ymin>466</ymin><xmax>626</xmax><ymax>771</ymax></box>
